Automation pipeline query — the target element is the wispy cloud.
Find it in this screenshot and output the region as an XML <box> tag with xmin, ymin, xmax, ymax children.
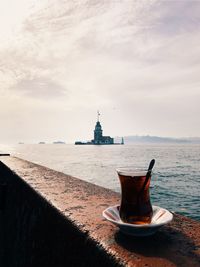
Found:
<box><xmin>0</xmin><ymin>0</ymin><xmax>200</xmax><ymax>142</ymax></box>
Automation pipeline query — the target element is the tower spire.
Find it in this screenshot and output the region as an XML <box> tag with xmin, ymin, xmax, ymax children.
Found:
<box><xmin>97</xmin><ymin>110</ymin><xmax>100</xmax><ymax>122</ymax></box>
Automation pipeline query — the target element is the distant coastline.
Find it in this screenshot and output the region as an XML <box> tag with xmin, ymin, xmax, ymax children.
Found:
<box><xmin>14</xmin><ymin>136</ymin><xmax>200</xmax><ymax>145</ymax></box>
<box><xmin>114</xmin><ymin>135</ymin><xmax>200</xmax><ymax>144</ymax></box>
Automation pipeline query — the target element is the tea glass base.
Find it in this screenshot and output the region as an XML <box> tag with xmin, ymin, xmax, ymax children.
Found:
<box><xmin>102</xmin><ymin>205</ymin><xmax>173</xmax><ymax>236</ymax></box>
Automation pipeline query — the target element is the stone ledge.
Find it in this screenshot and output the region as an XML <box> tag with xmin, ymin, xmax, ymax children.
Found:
<box><xmin>0</xmin><ymin>156</ymin><xmax>200</xmax><ymax>267</ymax></box>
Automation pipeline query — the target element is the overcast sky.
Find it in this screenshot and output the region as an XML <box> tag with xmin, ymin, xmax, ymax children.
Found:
<box><xmin>0</xmin><ymin>0</ymin><xmax>200</xmax><ymax>144</ymax></box>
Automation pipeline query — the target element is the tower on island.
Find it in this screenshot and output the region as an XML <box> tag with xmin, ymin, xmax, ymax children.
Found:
<box><xmin>75</xmin><ymin>111</ymin><xmax>123</xmax><ymax>145</ymax></box>
<box><xmin>92</xmin><ymin>111</ymin><xmax>114</xmax><ymax>145</ymax></box>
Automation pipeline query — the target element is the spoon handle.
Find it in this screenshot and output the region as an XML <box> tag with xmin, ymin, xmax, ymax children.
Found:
<box><xmin>141</xmin><ymin>159</ymin><xmax>155</xmax><ymax>192</ymax></box>
<box><xmin>137</xmin><ymin>159</ymin><xmax>155</xmax><ymax>206</ymax></box>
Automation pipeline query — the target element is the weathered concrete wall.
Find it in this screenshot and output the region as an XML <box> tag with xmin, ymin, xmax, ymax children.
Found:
<box><xmin>0</xmin><ymin>159</ymin><xmax>116</xmax><ymax>267</ymax></box>
<box><xmin>0</xmin><ymin>156</ymin><xmax>200</xmax><ymax>267</ymax></box>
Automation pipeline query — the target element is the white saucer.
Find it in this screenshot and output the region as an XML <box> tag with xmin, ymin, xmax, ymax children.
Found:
<box><xmin>102</xmin><ymin>205</ymin><xmax>173</xmax><ymax>236</ymax></box>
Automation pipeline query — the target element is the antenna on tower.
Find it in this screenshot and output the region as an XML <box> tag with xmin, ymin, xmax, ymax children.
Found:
<box><xmin>97</xmin><ymin>110</ymin><xmax>100</xmax><ymax>122</ymax></box>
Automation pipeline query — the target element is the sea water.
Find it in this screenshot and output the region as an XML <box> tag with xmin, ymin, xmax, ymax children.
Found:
<box><xmin>1</xmin><ymin>143</ymin><xmax>200</xmax><ymax>221</ymax></box>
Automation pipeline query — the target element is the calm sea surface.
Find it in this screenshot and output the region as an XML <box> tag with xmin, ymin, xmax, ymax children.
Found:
<box><xmin>1</xmin><ymin>143</ymin><xmax>200</xmax><ymax>221</ymax></box>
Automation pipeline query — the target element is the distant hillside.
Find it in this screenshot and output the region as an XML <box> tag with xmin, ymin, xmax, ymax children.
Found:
<box><xmin>114</xmin><ymin>135</ymin><xmax>200</xmax><ymax>144</ymax></box>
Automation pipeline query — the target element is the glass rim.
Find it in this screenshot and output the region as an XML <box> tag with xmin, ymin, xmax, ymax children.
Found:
<box><xmin>116</xmin><ymin>166</ymin><xmax>151</xmax><ymax>176</ymax></box>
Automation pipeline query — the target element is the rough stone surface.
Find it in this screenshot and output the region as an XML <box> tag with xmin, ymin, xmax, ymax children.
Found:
<box><xmin>0</xmin><ymin>156</ymin><xmax>200</xmax><ymax>267</ymax></box>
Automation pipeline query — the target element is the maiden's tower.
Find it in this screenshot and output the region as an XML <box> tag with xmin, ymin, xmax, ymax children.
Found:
<box><xmin>75</xmin><ymin>112</ymin><xmax>122</xmax><ymax>145</ymax></box>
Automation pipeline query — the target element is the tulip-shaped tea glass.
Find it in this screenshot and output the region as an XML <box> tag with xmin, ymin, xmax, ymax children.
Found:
<box><xmin>116</xmin><ymin>167</ymin><xmax>153</xmax><ymax>225</ymax></box>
